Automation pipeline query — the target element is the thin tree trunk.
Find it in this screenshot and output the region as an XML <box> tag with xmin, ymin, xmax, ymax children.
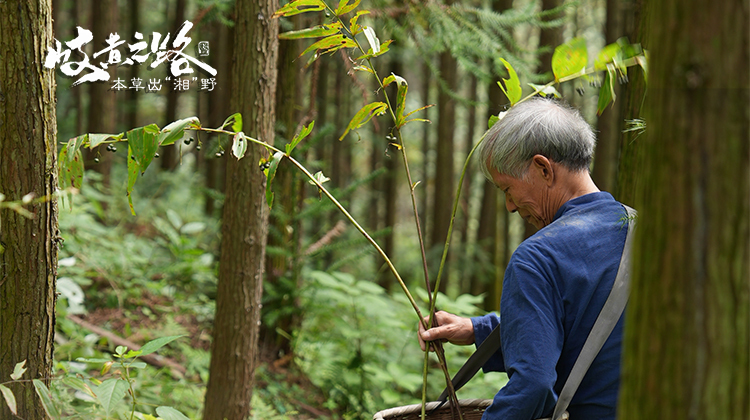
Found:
<box><xmin>86</xmin><ymin>0</ymin><xmax>117</xmax><ymax>186</ymax></box>
<box><xmin>161</xmin><ymin>0</ymin><xmax>187</xmax><ymax>170</ymax></box>
<box><xmin>618</xmin><ymin>0</ymin><xmax>750</xmax><ymax>418</ymax></box>
<box><xmin>419</xmin><ymin>60</ymin><xmax>431</xmax><ymax>243</ymax></box>
<box><xmin>472</xmin><ymin>0</ymin><xmax>513</xmax><ymax>310</ymax></box>
<box><xmin>202</xmin><ymin>0</ymin><xmax>277</xmax><ymax>418</ymax></box>
<box><xmin>204</xmin><ymin>19</ymin><xmax>232</xmax><ymax>217</ymax></box>
<box><xmin>431</xmin><ymin>49</ymin><xmax>457</xmax><ymax>293</ymax></box>
<box><xmin>458</xmin><ymin>74</ymin><xmax>478</xmax><ymax>294</ymax></box>
<box><xmin>124</xmin><ymin>0</ymin><xmax>140</xmax><ymax>130</ymax></box>
<box><xmin>262</xmin><ymin>12</ymin><xmax>302</xmax><ymax>355</ymax></box>
<box><xmin>0</xmin><ymin>2</ymin><xmax>58</xmax><ymax>419</ymax></box>
<box><xmin>591</xmin><ymin>0</ymin><xmax>623</xmax><ymax>193</ymax></box>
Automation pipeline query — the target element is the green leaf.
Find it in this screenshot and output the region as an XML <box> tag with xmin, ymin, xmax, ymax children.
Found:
<box><xmin>88</xmin><ymin>133</ymin><xmax>124</xmax><ymax>149</ymax></box>
<box><xmin>403</xmin><ymin>103</ymin><xmax>434</xmax><ymax>119</ymax></box>
<box><xmin>66</xmin><ymin>135</ymin><xmax>86</xmax><ymax>164</ymax></box>
<box><xmin>488</xmin><ymin>111</ymin><xmax>507</xmax><ymax>129</ymax></box>
<box><xmin>498</xmin><ymin>58</ymin><xmax>522</xmax><ymax>105</ymax></box>
<box><xmin>286</xmin><ymin>121</ymin><xmax>314</xmax><ymax>155</ymax></box>
<box><xmin>552</xmin><ymin>37</ymin><xmax>587</xmax><ymax>82</ymax></box>
<box><xmin>159</xmin><ymin>116</ymin><xmax>199</xmax><ymax>146</ymax></box>
<box><xmin>75</xmin><ymin>357</ymin><xmax>113</xmax><ymax>363</ymax></box>
<box><xmin>349</xmin><ymin>10</ymin><xmax>370</xmax><ymax>35</ymax></box>
<box><xmin>392</xmin><ymin>74</ymin><xmax>409</xmax><ymax>127</ymax></box>
<box><xmin>127</xmin><ymin>124</ymin><xmax>160</xmax><ymax>175</ymax></box>
<box><xmin>126</xmin><ymin>145</ymin><xmax>140</xmax><ymax>215</ymax></box>
<box><xmin>596</xmin><ymin>66</ymin><xmax>616</xmax><ymax>116</ymax></box>
<box><xmin>126</xmin><ymin>362</ymin><xmax>148</xmax><ymax>369</ymax></box>
<box><xmin>264</xmin><ymin>151</ymin><xmax>284</xmax><ymax>209</ymax></box>
<box><xmin>273</xmin><ymin>0</ymin><xmax>325</xmax><ymax>17</ymax></box>
<box><xmin>96</xmin><ymin>378</ymin><xmax>128</xmax><ymax>418</ymax></box>
<box><xmin>156</xmin><ymin>406</ymin><xmax>191</xmax><ymax>420</ymax></box>
<box><xmin>0</xmin><ymin>384</ymin><xmax>17</xmax><ymax>415</ymax></box>
<box><xmin>594</xmin><ymin>42</ymin><xmax>622</xmax><ymax>71</ymax></box>
<box><xmin>220</xmin><ymin>113</ymin><xmax>242</xmax><ymax>133</ymax></box>
<box><xmin>279</xmin><ymin>22</ymin><xmax>341</xmax><ymax>40</ymax></box>
<box><xmin>122</xmin><ymin>349</ymin><xmax>143</xmax><ymax>359</ymax></box>
<box><xmin>300</xmin><ymin>34</ymin><xmax>357</xmax><ymax>58</ymax></box>
<box><xmin>339</xmin><ymin>102</ymin><xmax>387</xmax><ymax>140</ymax></box>
<box><xmin>139</xmin><ymin>335</ymin><xmax>185</xmax><ymax>356</ymax></box>
<box><xmin>33</xmin><ymin>379</ymin><xmax>61</xmax><ymax>419</ymax></box>
<box><xmin>527</xmin><ymin>83</ymin><xmax>561</xmax><ymax>98</ymax></box>
<box><xmin>11</xmin><ymin>360</ymin><xmax>26</xmax><ymax>380</ymax></box>
<box><xmin>58</xmin><ymin>145</ymin><xmax>84</xmax><ymax>210</ymax></box>
<box><xmin>355</xmin><ymin>39</ymin><xmax>392</xmax><ymax>60</ymax></box>
<box><xmin>232</xmin><ymin>131</ymin><xmax>248</xmax><ymax>159</ymax></box>
<box><xmin>335</xmin><ymin>0</ymin><xmax>361</xmax><ymax>16</ymax></box>
<box><xmin>61</xmin><ymin>377</ymin><xmax>97</xmax><ymax>399</ymax></box>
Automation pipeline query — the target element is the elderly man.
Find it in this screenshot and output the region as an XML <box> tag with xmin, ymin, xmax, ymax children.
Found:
<box><xmin>419</xmin><ymin>98</ymin><xmax>632</xmax><ymax>420</ymax></box>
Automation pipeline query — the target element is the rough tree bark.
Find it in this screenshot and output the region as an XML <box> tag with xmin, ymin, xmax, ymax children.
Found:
<box><xmin>618</xmin><ymin>0</ymin><xmax>750</xmax><ymax>418</ymax></box>
<box><xmin>0</xmin><ymin>1</ymin><xmax>58</xmax><ymax>419</ymax></box>
<box><xmin>202</xmin><ymin>0</ymin><xmax>278</xmax><ymax>419</ymax></box>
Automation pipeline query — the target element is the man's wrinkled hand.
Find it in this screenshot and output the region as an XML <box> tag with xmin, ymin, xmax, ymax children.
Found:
<box><xmin>418</xmin><ymin>311</ymin><xmax>475</xmax><ymax>351</ymax></box>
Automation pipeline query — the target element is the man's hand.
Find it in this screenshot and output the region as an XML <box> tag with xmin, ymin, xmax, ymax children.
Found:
<box><xmin>418</xmin><ymin>311</ymin><xmax>475</xmax><ymax>351</ymax></box>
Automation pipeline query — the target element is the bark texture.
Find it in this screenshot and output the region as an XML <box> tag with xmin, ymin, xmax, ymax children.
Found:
<box><xmin>202</xmin><ymin>0</ymin><xmax>277</xmax><ymax>419</ymax></box>
<box><xmin>0</xmin><ymin>1</ymin><xmax>58</xmax><ymax>419</ymax></box>
<box><xmin>618</xmin><ymin>0</ymin><xmax>750</xmax><ymax>418</ymax></box>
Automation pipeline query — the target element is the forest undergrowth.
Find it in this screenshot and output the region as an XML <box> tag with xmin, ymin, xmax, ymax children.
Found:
<box><xmin>51</xmin><ymin>158</ymin><xmax>504</xmax><ymax>420</ymax></box>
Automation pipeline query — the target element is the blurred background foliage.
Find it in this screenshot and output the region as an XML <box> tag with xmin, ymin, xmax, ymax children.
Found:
<box><xmin>48</xmin><ymin>0</ymin><xmax>628</xmax><ymax>417</ymax></box>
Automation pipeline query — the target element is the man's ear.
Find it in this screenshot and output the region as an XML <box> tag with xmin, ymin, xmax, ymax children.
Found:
<box><xmin>531</xmin><ymin>154</ymin><xmax>554</xmax><ymax>186</ymax></box>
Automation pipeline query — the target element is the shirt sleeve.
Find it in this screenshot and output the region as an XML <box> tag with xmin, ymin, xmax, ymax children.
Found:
<box><xmin>470</xmin><ymin>313</ymin><xmax>505</xmax><ymax>372</ymax></box>
<box><xmin>482</xmin><ymin>255</ymin><xmax>565</xmax><ymax>420</ymax></box>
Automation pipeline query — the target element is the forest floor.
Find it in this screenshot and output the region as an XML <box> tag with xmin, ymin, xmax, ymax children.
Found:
<box><xmin>76</xmin><ymin>294</ymin><xmax>336</xmax><ymax>419</ymax></box>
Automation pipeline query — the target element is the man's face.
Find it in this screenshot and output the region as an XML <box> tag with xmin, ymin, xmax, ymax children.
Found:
<box><xmin>488</xmin><ymin>164</ymin><xmax>550</xmax><ymax>230</ymax></box>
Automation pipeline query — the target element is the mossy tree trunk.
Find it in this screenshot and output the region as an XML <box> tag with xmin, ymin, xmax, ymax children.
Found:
<box><xmin>202</xmin><ymin>0</ymin><xmax>277</xmax><ymax>418</ymax></box>
<box><xmin>618</xmin><ymin>0</ymin><xmax>750</xmax><ymax>418</ymax></box>
<box><xmin>0</xmin><ymin>1</ymin><xmax>58</xmax><ymax>419</ymax></box>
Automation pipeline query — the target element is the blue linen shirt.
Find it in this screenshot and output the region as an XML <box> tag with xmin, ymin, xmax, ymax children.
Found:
<box><xmin>471</xmin><ymin>192</ymin><xmax>630</xmax><ymax>420</ymax></box>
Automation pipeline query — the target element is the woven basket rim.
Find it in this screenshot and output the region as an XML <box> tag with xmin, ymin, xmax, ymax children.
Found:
<box><xmin>372</xmin><ymin>399</ymin><xmax>492</xmax><ymax>420</ymax></box>
<box><xmin>372</xmin><ymin>399</ymin><xmax>567</xmax><ymax>420</ymax></box>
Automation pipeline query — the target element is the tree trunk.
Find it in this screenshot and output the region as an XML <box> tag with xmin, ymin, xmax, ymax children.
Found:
<box><xmin>202</xmin><ymin>0</ymin><xmax>277</xmax><ymax>418</ymax></box>
<box><xmin>618</xmin><ymin>0</ymin><xmax>750</xmax><ymax>418</ymax></box>
<box><xmin>124</xmin><ymin>0</ymin><xmax>140</xmax><ymax>130</ymax></box>
<box><xmin>614</xmin><ymin>0</ymin><xmax>645</xmax><ymax>204</ymax></box>
<box><xmin>161</xmin><ymin>0</ymin><xmax>187</xmax><ymax>171</ymax></box>
<box><xmin>86</xmin><ymin>0</ymin><xmax>117</xmax><ymax>185</ymax></box>
<box><xmin>431</xmin><ymin>49</ymin><xmax>457</xmax><ymax>293</ymax></box>
<box><xmin>204</xmin><ymin>19</ymin><xmax>232</xmax><ymax>217</ymax></box>
<box><xmin>458</xmin><ymin>74</ymin><xmax>478</xmax><ymax>294</ymax></box>
<box><xmin>0</xmin><ymin>2</ymin><xmax>58</xmax><ymax>419</ymax></box>
<box><xmin>591</xmin><ymin>0</ymin><xmax>623</xmax><ymax>193</ymax></box>
<box><xmin>262</xmin><ymin>12</ymin><xmax>302</xmax><ymax>356</ymax></box>
<box><xmin>419</xmin><ymin>60</ymin><xmax>432</xmax><ymax>243</ymax></box>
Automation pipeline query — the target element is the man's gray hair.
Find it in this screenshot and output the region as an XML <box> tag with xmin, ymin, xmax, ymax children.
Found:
<box><xmin>478</xmin><ymin>98</ymin><xmax>596</xmax><ymax>180</ymax></box>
